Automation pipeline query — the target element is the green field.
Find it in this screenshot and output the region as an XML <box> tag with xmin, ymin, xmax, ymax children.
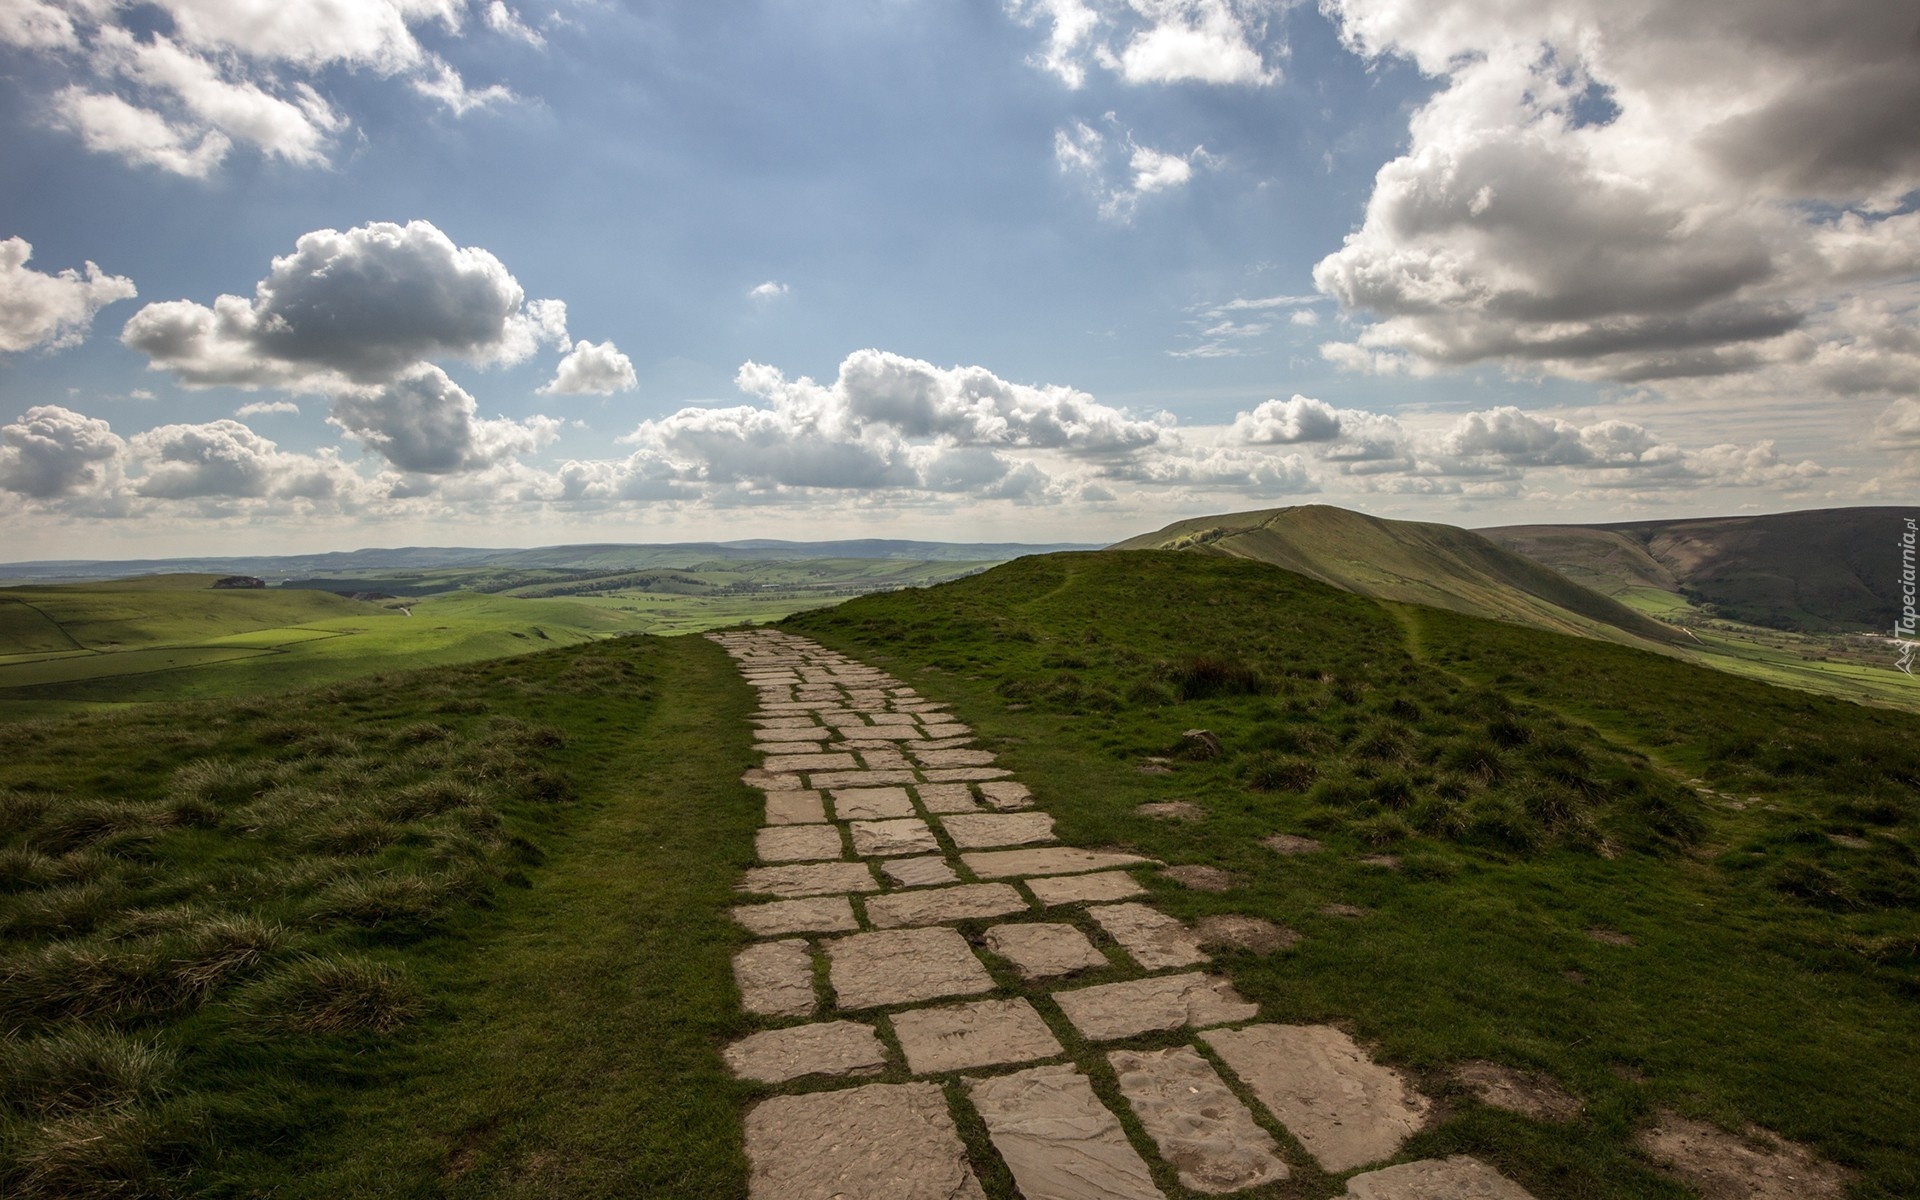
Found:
<box><xmin>1</xmin><ymin>550</ymin><xmax>1915</xmax><ymax>1196</ymax></box>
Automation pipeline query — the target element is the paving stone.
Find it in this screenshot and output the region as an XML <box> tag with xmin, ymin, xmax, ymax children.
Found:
<box><xmin>742</xmin><ymin>769</ymin><xmax>804</xmax><ymax>792</ymax></box>
<box><xmin>915</xmin><ymin>736</ymin><xmax>976</xmax><ymax>751</ymax></box>
<box><xmin>1194</xmin><ymin>914</ymin><xmax>1299</xmax><ymax>954</ymax></box>
<box><xmin>1201</xmin><ymin>1024</ymin><xmax>1430</xmax><ymax>1173</ymax></box>
<box><xmin>976</xmin><ymin>780</ymin><xmax>1033</xmax><ymax>809</ymax></box>
<box><xmin>723</xmin><ymin>1020</ymin><xmax>886</xmax><ymax>1083</ymax></box>
<box><xmin>744</xmin><ymin>1081</ymin><xmax>987</xmax><ymax>1200</ymax></box>
<box><xmin>940</xmin><ymin>812</ymin><xmax>1056</xmax><ymax>849</ymax></box>
<box><xmin>763</xmin><ymin>752</ymin><xmax>858</xmax><ymax>774</ymax></box>
<box><xmin>739</xmin><ymin>862</ymin><xmax>879</xmax><ymax>898</ymax></box>
<box><xmin>756</xmin><ymin>825</ymin><xmax>845</xmax><ymax>863</ymax></box>
<box><xmin>764</xmin><ymin>790</ymin><xmax>827</xmax><ymax>825</ymax></box>
<box><xmin>1109</xmin><ymin>1046</ymin><xmax>1289</xmax><ymax>1193</ymax></box>
<box><xmin>919</xmin><ymin>723</ymin><xmax>972</xmax><ymax>740</ymax></box>
<box><xmin>917</xmin><ymin>783</ymin><xmax>981</xmax><ymax>813</ymax></box>
<box><xmin>829</xmin><ymin>786</ymin><xmax>916</xmax><ymax>819</ymax></box>
<box><xmin>755</xmin><ymin>717</ymin><xmax>823</xmax><ymax>731</ymax></box>
<box><xmin>1087</xmin><ymin>903</ymin><xmax>1208</xmax><ymax>969</ymax></box>
<box><xmin>963</xmin><ymin>848</ymin><xmax>1149</xmax><ymax>879</ymax></box>
<box><xmin>858</xmin><ymin>748</ymin><xmax>912</xmax><ymax>770</ymax></box>
<box><xmin>891</xmin><ymin>997</ymin><xmax>1063</xmax><ymax>1074</ymax></box>
<box><xmin>753</xmin><ymin>725</ymin><xmax>833</xmax><ymax>740</ymax></box>
<box><xmin>809</xmin><ymin>769</ymin><xmax>920</xmax><ymax>789</ymax></box>
<box><xmin>984</xmin><ymin>922</ymin><xmax>1108</xmax><ymax>978</ymax></box>
<box><xmin>1342</xmin><ymin>1155</ymin><xmax>1538</xmax><ymax>1199</ymax></box>
<box><xmin>826</xmin><ymin>926</ymin><xmax>995</xmax><ymax>1009</ymax></box>
<box><xmin>881</xmin><ymin>855</ymin><xmax>961</xmax><ymax>888</ymax></box>
<box><xmin>1025</xmin><ymin>870</ymin><xmax>1148</xmax><ymax>906</ymax></box>
<box><xmin>864</xmin><ymin>712</ymin><xmax>920</xmax><ymax>726</ymax></box>
<box><xmin>734</xmin><ymin>939</ymin><xmax>816</xmax><ymax>1017</ymax></box>
<box><xmin>920</xmin><ymin>767</ymin><xmax>1013</xmax><ymax>783</ymax></box>
<box><xmin>964</xmin><ymin>1064</ymin><xmax>1164</xmax><ymax>1200</ymax></box>
<box><xmin>865</xmin><ymin>883</ymin><xmax>1030</xmax><ymax>929</ymax></box>
<box><xmin>912</xmin><ymin>748</ymin><xmax>1000</xmax><ymax>768</ymax></box>
<box><xmin>1053</xmin><ymin>972</ymin><xmax>1257</xmax><ymax>1041</ymax></box>
<box><xmin>849</xmin><ymin>818</ymin><xmax>940</xmax><ymax>857</ymax></box>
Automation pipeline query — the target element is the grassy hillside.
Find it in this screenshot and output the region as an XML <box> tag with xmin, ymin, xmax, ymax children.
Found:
<box><xmin>1115</xmin><ymin>505</ymin><xmax>1684</xmax><ymax>648</ymax></box>
<box><xmin>1484</xmin><ymin>507</ymin><xmax>1908</xmax><ymax>631</ymax></box>
<box><xmin>786</xmin><ymin>551</ymin><xmax>1920</xmax><ymax>1198</ymax></box>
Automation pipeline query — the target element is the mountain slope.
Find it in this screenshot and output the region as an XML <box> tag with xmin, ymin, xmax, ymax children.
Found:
<box><xmin>1483</xmin><ymin>507</ymin><xmax>1906</xmax><ymax>631</ymax></box>
<box><xmin>1113</xmin><ymin>504</ymin><xmax>1686</xmax><ymax>647</ymax></box>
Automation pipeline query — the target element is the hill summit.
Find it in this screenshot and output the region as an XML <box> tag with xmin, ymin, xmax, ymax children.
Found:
<box><xmin>1111</xmin><ymin>504</ymin><xmax>1684</xmax><ymax>647</ymax></box>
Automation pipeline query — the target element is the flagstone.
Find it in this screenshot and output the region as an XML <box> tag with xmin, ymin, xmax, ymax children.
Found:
<box><xmin>809</xmin><ymin>769</ymin><xmax>920</xmax><ymax>789</ymax></box>
<box><xmin>941</xmin><ymin>812</ymin><xmax>1056</xmax><ymax>849</ymax></box>
<box><xmin>755</xmin><ymin>717</ymin><xmax>823</xmax><ymax>731</ymax></box>
<box><xmin>1087</xmin><ymin>903</ymin><xmax>1208</xmax><ymax>970</ymax></box>
<box><xmin>964</xmin><ymin>1064</ymin><xmax>1164</xmax><ymax>1200</ymax></box>
<box><xmin>984</xmin><ymin>922</ymin><xmax>1108</xmax><ymax>979</ymax></box>
<box><xmin>756</xmin><ymin>824</ymin><xmax>845</xmax><ymax>863</ymax></box>
<box><xmin>918</xmin><ymin>723</ymin><xmax>971</xmax><ymax>739</ymax></box>
<box><xmin>734</xmin><ymin>939</ymin><xmax>816</xmax><ymax>1018</ymax></box>
<box><xmin>849</xmin><ymin>818</ymin><xmax>940</xmax><ymax>857</ymax></box>
<box><xmin>864</xmin><ymin>712</ymin><xmax>920</xmax><ymax>726</ymax></box>
<box><xmin>964</xmin><ymin>848</ymin><xmax>1150</xmax><ymax>879</ymax></box>
<box><xmin>1342</xmin><ymin>1156</ymin><xmax>1538</xmax><ymax>1199</ymax></box>
<box><xmin>830</xmin><ymin>787</ymin><xmax>916</xmax><ymax>820</ymax></box>
<box><xmin>857</xmin><ymin>748</ymin><xmax>911</xmax><ymax>770</ymax></box>
<box><xmin>881</xmin><ymin>856</ymin><xmax>961</xmax><ymax>887</ymax></box>
<box><xmin>891</xmin><ymin>997</ymin><xmax>1063</xmax><ymax>1075</ymax></box>
<box><xmin>912</xmin><ymin>748</ymin><xmax>1000</xmax><ymax>768</ymax></box>
<box><xmin>826</xmin><ymin>926</ymin><xmax>995</xmax><ymax>1009</ymax></box>
<box><xmin>977</xmin><ymin>781</ymin><xmax>1034</xmax><ymax>810</ymax></box>
<box><xmin>723</xmin><ymin>1020</ymin><xmax>886</xmax><ymax>1084</ymax></box>
<box><xmin>763</xmin><ymin>790</ymin><xmax>827</xmax><ymax>825</ymax></box>
<box><xmin>1025</xmin><ymin>871</ymin><xmax>1148</xmax><ymax>907</ymax></box>
<box><xmin>764</xmin><ymin>752</ymin><xmax>857</xmax><ymax>774</ymax></box>
<box><xmin>1053</xmin><ymin>972</ymin><xmax>1257</xmax><ymax>1041</ymax></box>
<box><xmin>739</xmin><ymin>862</ymin><xmax>879</xmax><ymax>898</ymax></box>
<box><xmin>1200</xmin><ymin>1024</ymin><xmax>1430</xmax><ymax>1173</ymax></box>
<box><xmin>1109</xmin><ymin>1045</ymin><xmax>1289</xmax><ymax>1193</ymax></box>
<box><xmin>920</xmin><ymin>767</ymin><xmax>1013</xmax><ymax>783</ymax></box>
<box><xmin>865</xmin><ymin>883</ymin><xmax>1029</xmax><ymax>929</ymax></box>
<box><xmin>916</xmin><ymin>783</ymin><xmax>981</xmax><ymax>813</ymax></box>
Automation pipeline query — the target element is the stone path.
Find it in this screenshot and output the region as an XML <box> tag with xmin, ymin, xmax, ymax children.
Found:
<box><xmin>712</xmin><ymin>630</ymin><xmax>1540</xmax><ymax>1199</ymax></box>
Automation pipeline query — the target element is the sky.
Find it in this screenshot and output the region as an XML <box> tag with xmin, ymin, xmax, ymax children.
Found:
<box><xmin>1</xmin><ymin>0</ymin><xmax>1915</xmax><ymax>558</ymax></box>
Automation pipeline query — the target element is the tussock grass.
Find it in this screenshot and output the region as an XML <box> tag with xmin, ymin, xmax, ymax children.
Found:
<box><xmin>2</xmin><ymin>1106</ymin><xmax>180</xmax><ymax>1200</ymax></box>
<box><xmin>0</xmin><ymin>1027</ymin><xmax>175</xmax><ymax>1116</ymax></box>
<box><xmin>239</xmin><ymin>954</ymin><xmax>423</xmax><ymax>1035</ymax></box>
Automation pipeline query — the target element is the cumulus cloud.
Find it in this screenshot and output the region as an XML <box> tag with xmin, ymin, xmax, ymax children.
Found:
<box><xmin>1055</xmin><ymin>118</ymin><xmax>1213</xmax><ymax>222</ymax></box>
<box><xmin>1007</xmin><ymin>0</ymin><xmax>1284</xmax><ymax>88</ymax></box>
<box><xmin>540</xmin><ymin>339</ymin><xmax>637</xmax><ymax>396</ymax></box>
<box><xmin>330</xmin><ymin>363</ymin><xmax>560</xmax><ymax>474</ymax></box>
<box><xmin>235</xmin><ymin>400</ymin><xmax>299</xmax><ymax>417</ymax></box>
<box><xmin>123</xmin><ymin>220</ymin><xmax>569</xmax><ymax>389</ymax></box>
<box><xmin>748</xmin><ymin>281</ymin><xmax>789</xmax><ymax>303</ymax></box>
<box><xmin>0</xmin><ymin>236</ymin><xmax>137</xmax><ymax>353</ymax></box>
<box><xmin>9</xmin><ymin>0</ymin><xmax>507</xmax><ymax>174</ymax></box>
<box><xmin>1230</xmin><ymin>395</ymin><xmax>1345</xmax><ymax>444</ymax></box>
<box><xmin>0</xmin><ymin>405</ymin><xmax>126</xmax><ymax>498</ymax></box>
<box><xmin>131</xmin><ymin>419</ymin><xmax>359</xmax><ymax>500</ymax></box>
<box><xmin>1314</xmin><ymin>0</ymin><xmax>1920</xmax><ymax>390</ymax></box>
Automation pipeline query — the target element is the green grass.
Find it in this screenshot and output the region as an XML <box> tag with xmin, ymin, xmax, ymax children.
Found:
<box><xmin>783</xmin><ymin>551</ymin><xmax>1920</xmax><ymax>1198</ymax></box>
<box><xmin>0</xmin><ymin>634</ymin><xmax>762</xmax><ymax>1197</ymax></box>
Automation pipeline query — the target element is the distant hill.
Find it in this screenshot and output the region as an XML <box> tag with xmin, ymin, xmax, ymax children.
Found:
<box><xmin>1112</xmin><ymin>504</ymin><xmax>1686</xmax><ymax>647</ymax></box>
<box><xmin>0</xmin><ymin>539</ymin><xmax>1100</xmax><ymax>583</ymax></box>
<box><xmin>1482</xmin><ymin>507</ymin><xmax>1906</xmax><ymax>631</ymax></box>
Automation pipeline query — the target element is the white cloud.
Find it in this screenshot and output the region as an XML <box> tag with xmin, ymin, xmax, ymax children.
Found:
<box><xmin>0</xmin><ymin>236</ymin><xmax>137</xmax><ymax>353</ymax></box>
<box><xmin>235</xmin><ymin>400</ymin><xmax>300</xmax><ymax>417</ymax></box>
<box><xmin>1007</xmin><ymin>0</ymin><xmax>1284</xmax><ymax>88</ymax></box>
<box><xmin>15</xmin><ymin>0</ymin><xmax>505</xmax><ymax>174</ymax></box>
<box><xmin>485</xmin><ymin>2</ymin><xmax>545</xmax><ymax>47</ymax></box>
<box><xmin>131</xmin><ymin>418</ymin><xmax>359</xmax><ymax>500</ymax></box>
<box><xmin>330</xmin><ymin>363</ymin><xmax>559</xmax><ymax>475</ymax></box>
<box><xmin>1314</xmin><ymin>0</ymin><xmax>1920</xmax><ymax>394</ymax></box>
<box><xmin>1873</xmin><ymin>399</ymin><xmax>1920</xmax><ymax>451</ymax></box>
<box><xmin>540</xmin><ymin>339</ymin><xmax>637</xmax><ymax>395</ymax></box>
<box><xmin>1230</xmin><ymin>395</ymin><xmax>1345</xmax><ymax>444</ymax></box>
<box><xmin>1055</xmin><ymin>118</ymin><xmax>1212</xmax><ymax>222</ymax></box>
<box><xmin>123</xmin><ymin>220</ymin><xmax>569</xmax><ymax>389</ymax></box>
<box><xmin>1170</xmin><ymin>292</ymin><xmax>1318</xmax><ymax>358</ymax></box>
<box><xmin>0</xmin><ymin>404</ymin><xmax>125</xmax><ymax>498</ymax></box>
<box><xmin>748</xmin><ymin>280</ymin><xmax>789</xmax><ymax>303</ymax></box>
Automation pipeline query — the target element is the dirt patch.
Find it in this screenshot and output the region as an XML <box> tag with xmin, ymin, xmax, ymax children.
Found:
<box><xmin>1586</xmin><ymin>928</ymin><xmax>1634</xmax><ymax>946</ymax></box>
<box><xmin>1827</xmin><ymin>833</ymin><xmax>1871</xmax><ymax>849</ymax></box>
<box><xmin>1320</xmin><ymin>903</ymin><xmax>1371</xmax><ymax>918</ymax></box>
<box><xmin>1262</xmin><ymin>833</ymin><xmax>1325</xmax><ymax>855</ymax></box>
<box><xmin>1162</xmin><ymin>864</ymin><xmax>1236</xmax><ymax>892</ymax></box>
<box><xmin>1137</xmin><ymin>801</ymin><xmax>1206</xmax><ymax>821</ymax></box>
<box><xmin>1563</xmin><ymin>969</ymin><xmax>1589</xmax><ymax>986</ymax></box>
<box><xmin>1357</xmin><ymin>854</ymin><xmax>1402</xmax><ymax>870</ymax></box>
<box><xmin>1453</xmin><ymin>1060</ymin><xmax>1582</xmax><ymax>1122</ymax></box>
<box><xmin>1195</xmin><ymin>914</ymin><xmax>1299</xmax><ymax>954</ymax></box>
<box><xmin>1137</xmin><ymin>761</ymin><xmax>1174</xmax><ymax>775</ymax></box>
<box><xmin>1636</xmin><ymin>1112</ymin><xmax>1850</xmax><ymax>1200</ymax></box>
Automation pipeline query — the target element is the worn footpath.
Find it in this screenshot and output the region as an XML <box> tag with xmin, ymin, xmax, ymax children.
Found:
<box><xmin>712</xmin><ymin>629</ymin><xmax>1540</xmax><ymax>1199</ymax></box>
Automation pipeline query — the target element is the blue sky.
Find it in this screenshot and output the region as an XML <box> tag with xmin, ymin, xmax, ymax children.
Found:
<box><xmin>1</xmin><ymin>0</ymin><xmax>1915</xmax><ymax>557</ymax></box>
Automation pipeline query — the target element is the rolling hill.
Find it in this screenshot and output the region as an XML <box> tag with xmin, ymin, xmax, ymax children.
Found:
<box><xmin>1483</xmin><ymin>507</ymin><xmax>1908</xmax><ymax>631</ymax></box>
<box><xmin>1112</xmin><ymin>504</ymin><xmax>1686</xmax><ymax>648</ymax></box>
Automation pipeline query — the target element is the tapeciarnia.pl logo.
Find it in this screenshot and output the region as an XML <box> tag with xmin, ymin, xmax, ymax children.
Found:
<box><xmin>1897</xmin><ymin>516</ymin><xmax>1917</xmax><ymax>676</ymax></box>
